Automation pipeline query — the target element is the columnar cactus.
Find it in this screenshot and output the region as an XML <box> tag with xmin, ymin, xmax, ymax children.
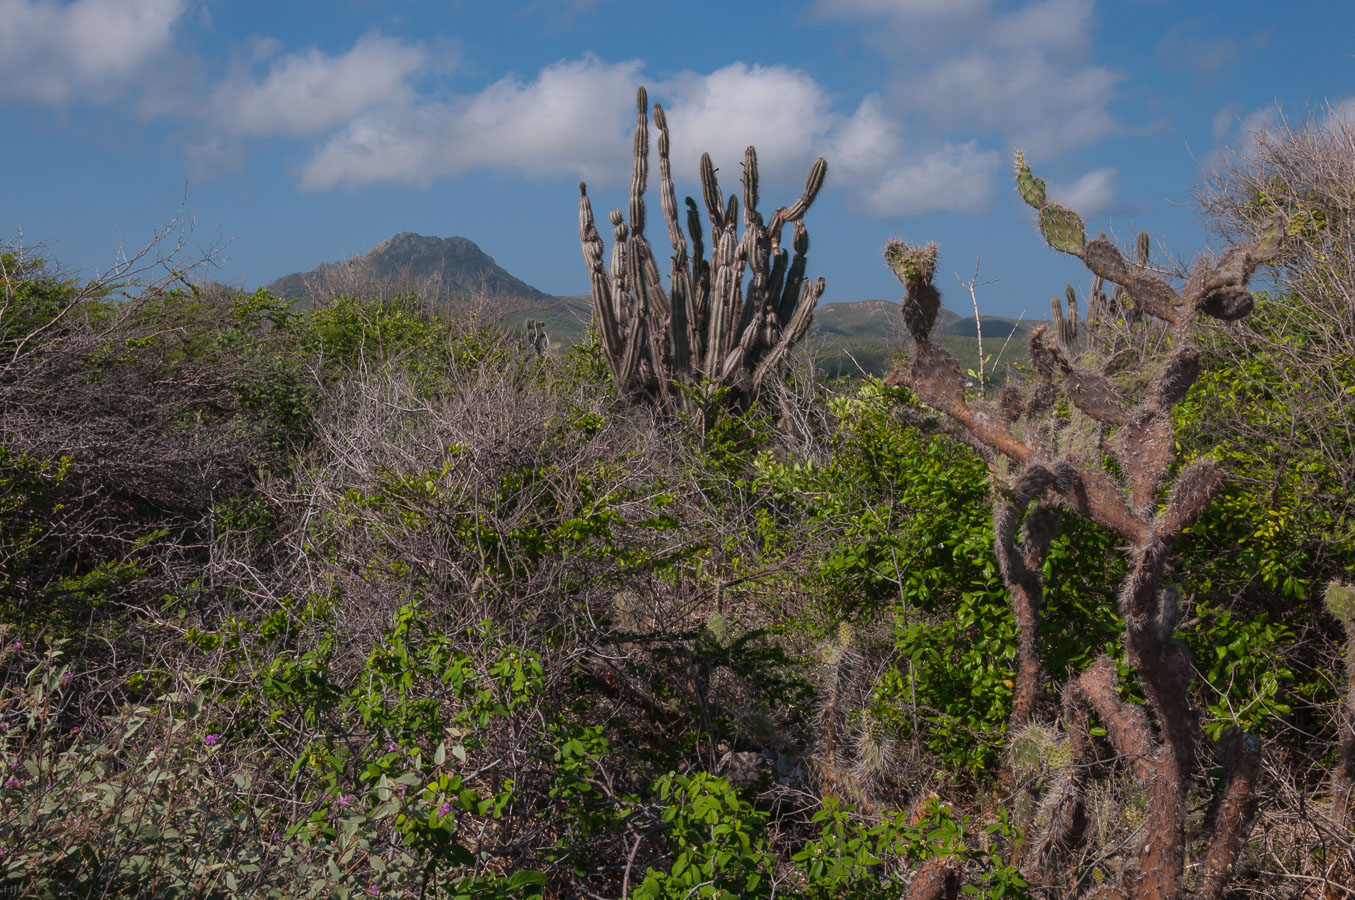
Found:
<box><xmin>886</xmin><ymin>153</ymin><xmax>1284</xmax><ymax>898</ymax></box>
<box><xmin>578</xmin><ymin>87</ymin><xmax>827</xmax><ymax>418</ymax></box>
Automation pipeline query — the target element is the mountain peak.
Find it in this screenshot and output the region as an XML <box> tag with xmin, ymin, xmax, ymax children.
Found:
<box><xmin>267</xmin><ymin>233</ymin><xmax>551</xmax><ymax>305</ymax></box>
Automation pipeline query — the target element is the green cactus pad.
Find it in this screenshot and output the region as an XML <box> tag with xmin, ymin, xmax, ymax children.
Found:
<box><xmin>1014</xmin><ymin>152</ymin><xmax>1046</xmax><ymax>209</ymax></box>
<box><xmin>1325</xmin><ymin>582</ymin><xmax>1355</xmax><ymax>625</ymax></box>
<box><xmin>1039</xmin><ymin>205</ymin><xmax>1086</xmax><ymax>255</ymax></box>
<box><xmin>884</xmin><ymin>239</ymin><xmax>937</xmax><ymax>289</ymax></box>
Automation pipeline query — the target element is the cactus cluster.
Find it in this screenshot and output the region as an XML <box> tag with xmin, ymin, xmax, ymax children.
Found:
<box><xmin>887</xmin><ymin>153</ymin><xmax>1286</xmax><ymax>899</ymax></box>
<box><xmin>578</xmin><ymin>88</ymin><xmax>827</xmax><ymax>418</ymax></box>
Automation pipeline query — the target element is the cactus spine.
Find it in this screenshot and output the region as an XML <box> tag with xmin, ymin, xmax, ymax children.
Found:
<box><xmin>578</xmin><ymin>87</ymin><xmax>827</xmax><ymax>418</ymax></box>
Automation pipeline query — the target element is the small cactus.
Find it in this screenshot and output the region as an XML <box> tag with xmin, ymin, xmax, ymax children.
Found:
<box><xmin>1053</xmin><ymin>285</ymin><xmax>1079</xmax><ymax>348</ymax></box>
<box><xmin>524</xmin><ymin>318</ymin><xmax>550</xmax><ymax>357</ymax></box>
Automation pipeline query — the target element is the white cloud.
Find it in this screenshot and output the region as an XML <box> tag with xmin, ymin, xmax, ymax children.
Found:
<box><xmin>902</xmin><ymin>46</ymin><xmax>1119</xmax><ymax>155</ymax></box>
<box><xmin>988</xmin><ymin>0</ymin><xmax>1094</xmax><ymax>52</ymax></box>
<box><xmin>1048</xmin><ymin>166</ymin><xmax>1117</xmax><ymax>213</ymax></box>
<box><xmin>1211</xmin><ymin>103</ymin><xmax>1244</xmax><ymax>142</ymax></box>
<box><xmin>299</xmin><ymin>60</ymin><xmax>1007</xmax><ymax>218</ymax></box>
<box><xmin>824</xmin><ymin>95</ymin><xmax>999</xmax><ymax>216</ymax></box>
<box><xmin>299</xmin><ymin>55</ymin><xmax>642</xmax><ymax>190</ymax></box>
<box><xmin>209</xmin><ymin>34</ymin><xmax>428</xmax><ymax>138</ymax></box>
<box><xmin>821</xmin><ymin>0</ymin><xmax>1122</xmax><ymax>157</ymax></box>
<box><xmin>813</xmin><ymin>0</ymin><xmax>989</xmax><ymax>18</ymax></box>
<box><xmin>866</xmin><ymin>143</ymin><xmax>1001</xmax><ymax>216</ymax></box>
<box><xmin>0</xmin><ymin>0</ymin><xmax>187</xmax><ymax>104</ymax></box>
<box><xmin>657</xmin><ymin>63</ymin><xmax>836</xmax><ymax>182</ymax></box>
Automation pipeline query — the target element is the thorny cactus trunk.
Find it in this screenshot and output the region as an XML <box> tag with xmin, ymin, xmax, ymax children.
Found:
<box><xmin>885</xmin><ymin>152</ymin><xmax>1284</xmax><ymax>899</ymax></box>
<box><xmin>578</xmin><ymin>87</ymin><xmax>827</xmax><ymax>420</ymax></box>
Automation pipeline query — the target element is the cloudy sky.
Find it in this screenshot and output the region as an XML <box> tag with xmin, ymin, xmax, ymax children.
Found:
<box><xmin>2</xmin><ymin>0</ymin><xmax>1350</xmax><ymax>316</ymax></box>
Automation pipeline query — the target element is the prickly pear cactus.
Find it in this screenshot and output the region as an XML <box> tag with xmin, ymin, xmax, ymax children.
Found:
<box><xmin>1016</xmin><ymin>151</ymin><xmax>1087</xmax><ymax>254</ymax></box>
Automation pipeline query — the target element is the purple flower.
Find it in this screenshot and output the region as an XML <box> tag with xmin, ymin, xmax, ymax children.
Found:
<box><xmin>61</xmin><ymin>671</ymin><xmax>73</xmax><ymax>681</ymax></box>
<box><xmin>369</xmin><ymin>885</ymin><xmax>380</xmax><ymax>897</ymax></box>
<box><xmin>386</xmin><ymin>742</ymin><xmax>397</xmax><ymax>753</ymax></box>
<box><xmin>271</xmin><ymin>832</ymin><xmax>282</xmax><ymax>842</ymax></box>
<box><xmin>338</xmin><ymin>795</ymin><xmax>351</xmax><ymax>808</ymax></box>
<box><xmin>4</xmin><ymin>778</ymin><xmax>22</xmax><ymax>789</ymax></box>
<box><xmin>436</xmin><ymin>802</ymin><xmax>452</xmax><ymax>817</ymax></box>
<box><xmin>70</xmin><ymin>727</ymin><xmax>80</xmax><ymax>734</ymax></box>
<box><xmin>204</xmin><ymin>734</ymin><xmax>219</xmax><ymax>747</ymax></box>
<box><xmin>8</xmin><ymin>640</ymin><xmax>21</xmax><ymax>651</ymax></box>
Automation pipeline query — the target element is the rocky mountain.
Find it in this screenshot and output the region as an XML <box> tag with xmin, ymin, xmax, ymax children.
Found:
<box><xmin>267</xmin><ymin>233</ymin><xmax>553</xmax><ymax>306</ymax></box>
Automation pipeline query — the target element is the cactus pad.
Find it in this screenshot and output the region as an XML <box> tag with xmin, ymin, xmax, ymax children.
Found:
<box><xmin>1199</xmin><ymin>286</ymin><xmax>1255</xmax><ymax>321</ymax></box>
<box><xmin>1039</xmin><ymin>204</ymin><xmax>1086</xmax><ymax>255</ymax></box>
<box><xmin>1015</xmin><ymin>151</ymin><xmax>1047</xmax><ymax>209</ymax></box>
<box><xmin>1083</xmin><ymin>236</ymin><xmax>1131</xmax><ymax>284</ymax></box>
<box><xmin>1324</xmin><ymin>581</ymin><xmax>1355</xmax><ymax>626</ymax></box>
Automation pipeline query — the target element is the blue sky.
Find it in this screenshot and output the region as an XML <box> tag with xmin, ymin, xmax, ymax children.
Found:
<box><xmin>2</xmin><ymin>0</ymin><xmax>1351</xmax><ymax>317</ymax></box>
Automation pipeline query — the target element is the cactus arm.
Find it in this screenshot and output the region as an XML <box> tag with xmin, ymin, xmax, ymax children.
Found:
<box><xmin>579</xmin><ymin>184</ymin><xmax>628</xmax><ymax>382</ymax></box>
<box><xmin>700</xmin><ymin>152</ymin><xmax>725</xmax><ymax>232</ymax></box>
<box><xmin>751</xmin><ymin>276</ymin><xmax>822</xmax><ymax>396</ymax></box>
<box><xmin>703</xmin><ymin>223</ymin><xmax>743</xmax><ymax>377</ymax></box>
<box><xmin>741</xmin><ymin>144</ymin><xmax>760</xmax><ymax>227</ymax></box>
<box><xmin>653</xmin><ymin>104</ymin><xmax>693</xmax><ymax>373</ymax></box>
<box><xmin>783</xmin><ymin>157</ymin><xmax>827</xmax><ymax>222</ymax></box>
<box><xmin>629</xmin><ymin>87</ymin><xmax>649</xmax><ymax>239</ymax></box>
<box><xmin>775</xmin><ymin>222</ymin><xmax>810</xmax><ymax>326</ymax></box>
<box><xmin>609</xmin><ymin>209</ymin><xmax>629</xmax><ymax>289</ymax></box>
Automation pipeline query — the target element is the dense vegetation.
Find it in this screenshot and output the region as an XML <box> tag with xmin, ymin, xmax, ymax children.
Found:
<box><xmin>2</xmin><ymin>117</ymin><xmax>1353</xmax><ymax>899</ymax></box>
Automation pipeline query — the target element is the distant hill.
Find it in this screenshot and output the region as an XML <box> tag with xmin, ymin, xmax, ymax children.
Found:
<box><xmin>811</xmin><ymin>300</ymin><xmax>1035</xmax><ymax>380</ymax></box>
<box><xmin>267</xmin><ymin>233</ymin><xmax>553</xmax><ymax>307</ymax></box>
<box><xmin>263</xmin><ymin>233</ymin><xmax>1037</xmax><ymax>380</ymax></box>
